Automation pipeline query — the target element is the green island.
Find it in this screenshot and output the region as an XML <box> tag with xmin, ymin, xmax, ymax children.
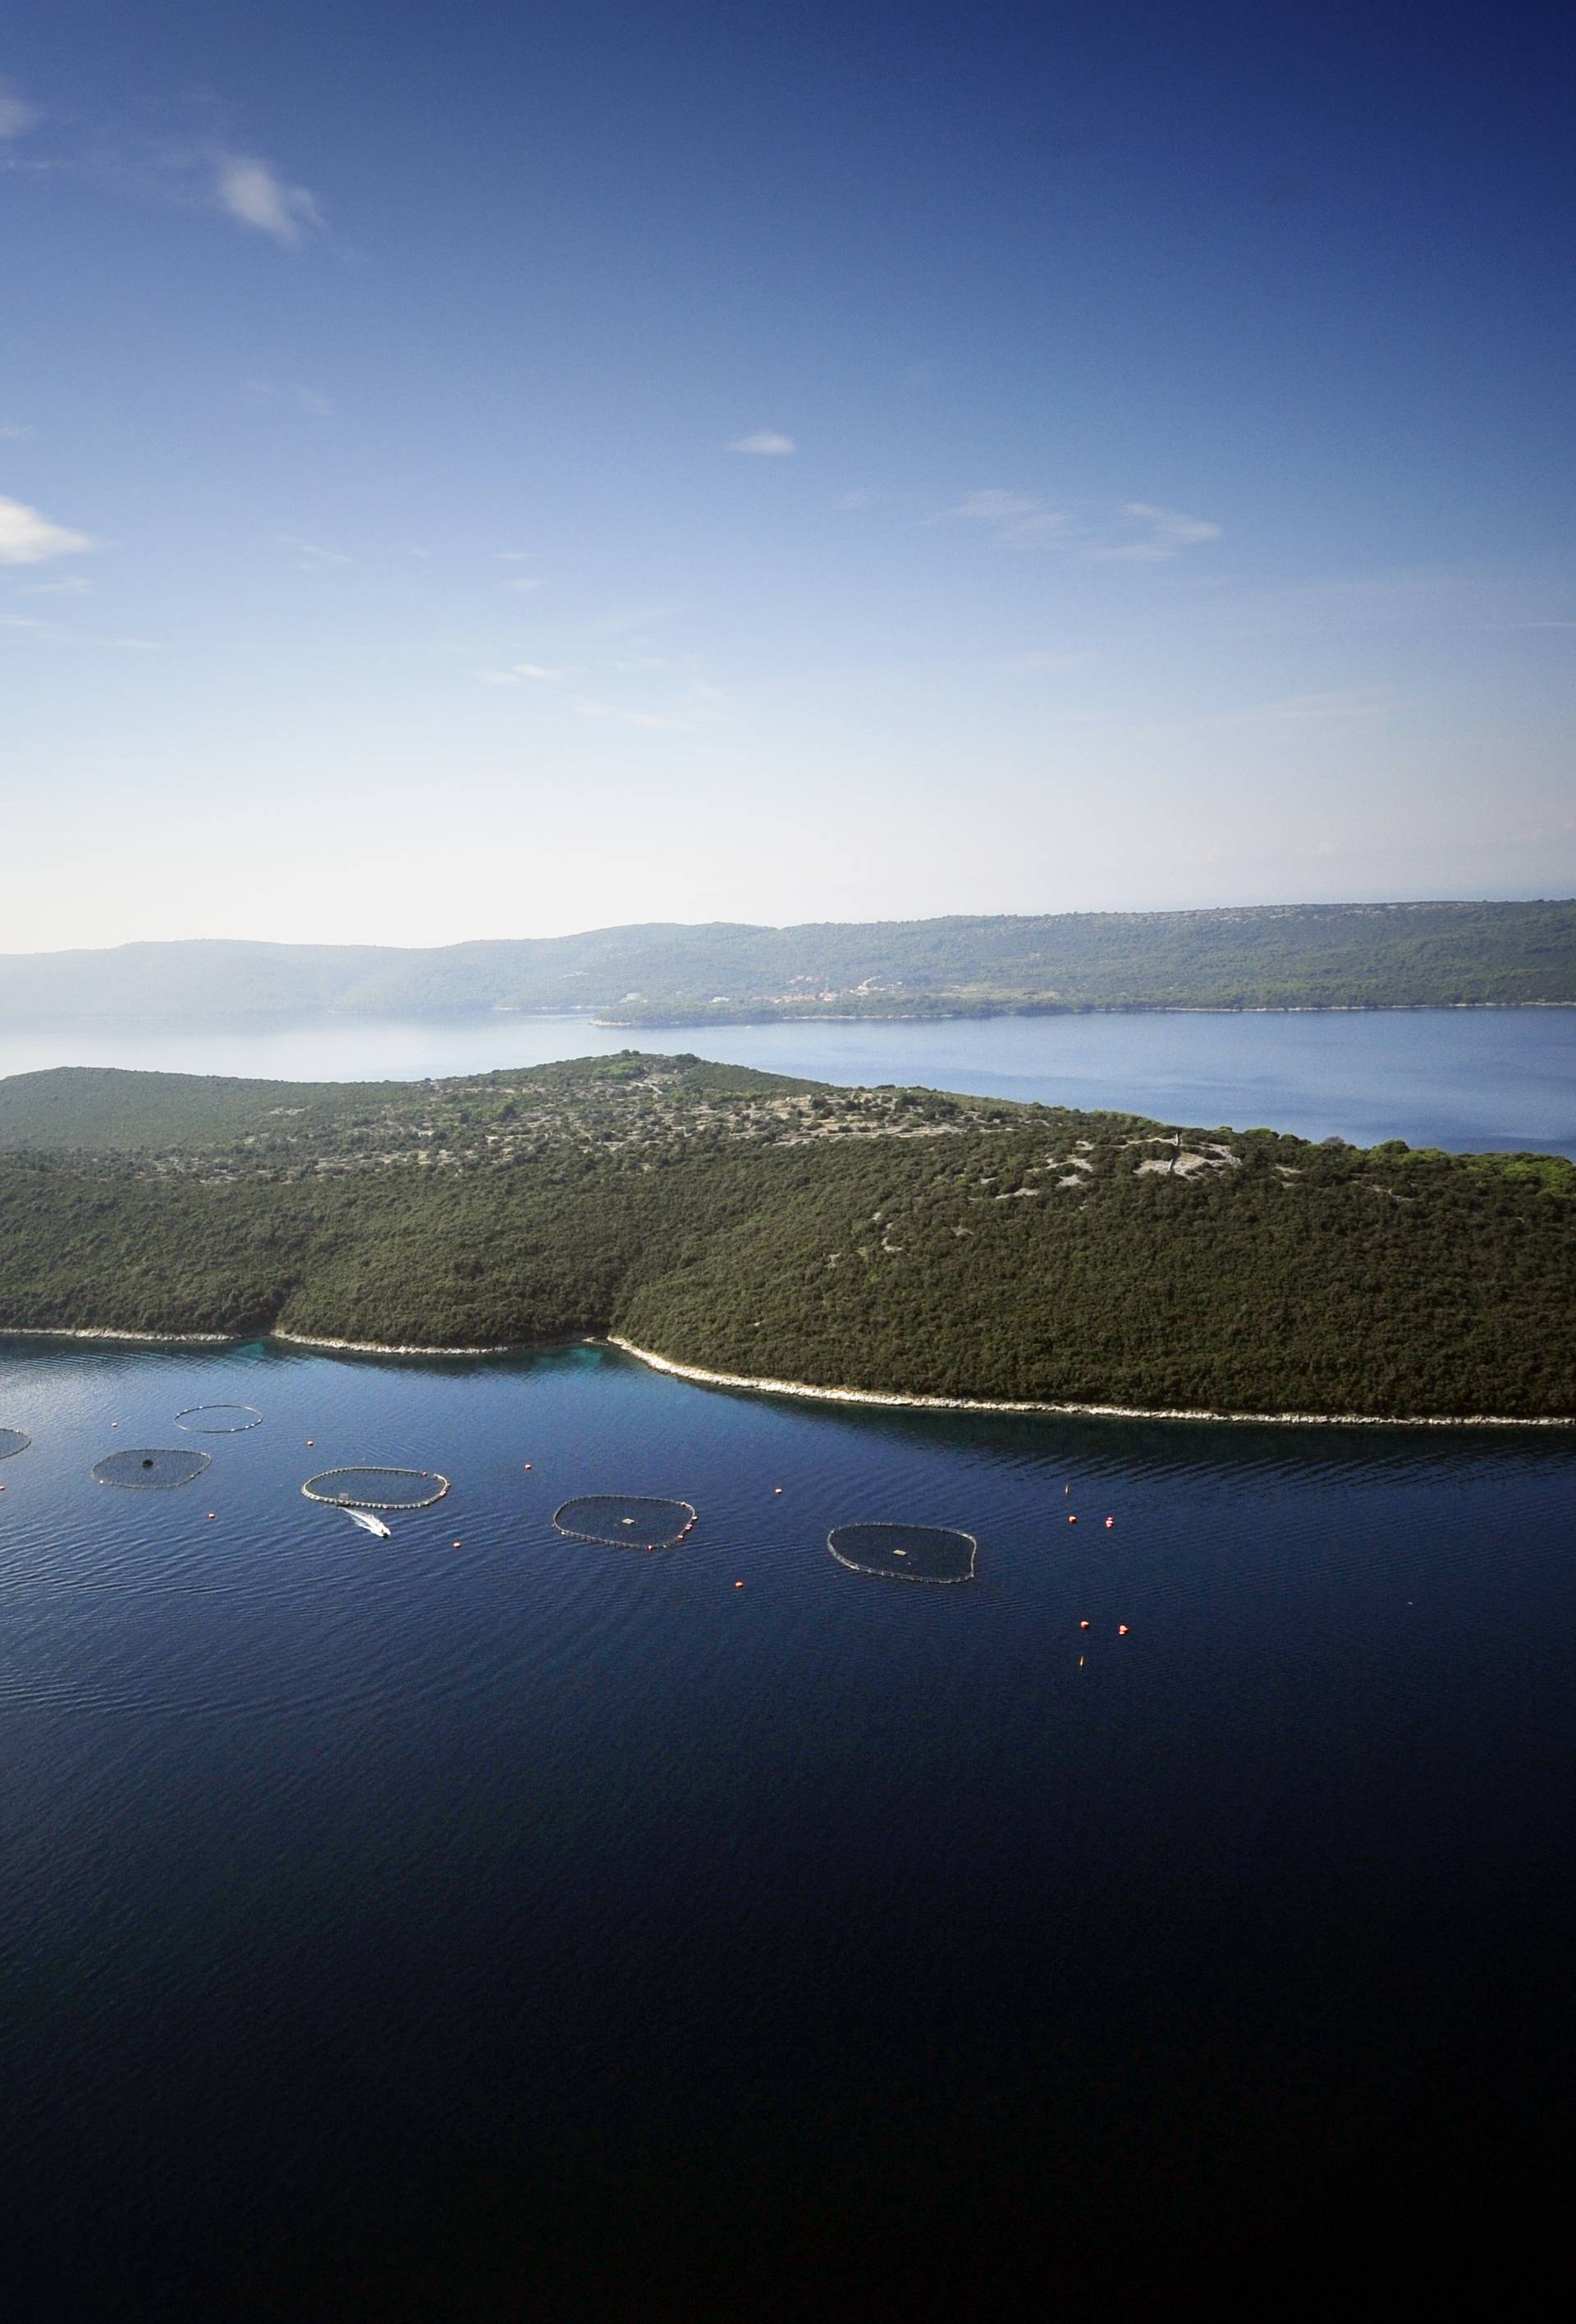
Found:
<box><xmin>1</xmin><ymin>1051</ymin><xmax>1572</xmax><ymax>1421</ymax></box>
<box><xmin>2</xmin><ymin>898</ymin><xmax>1574</xmax><ymax>1025</ymax></box>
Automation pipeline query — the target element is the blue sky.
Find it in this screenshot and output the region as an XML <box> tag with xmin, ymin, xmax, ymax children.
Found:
<box><xmin>2</xmin><ymin>0</ymin><xmax>1573</xmax><ymax>949</ymax></box>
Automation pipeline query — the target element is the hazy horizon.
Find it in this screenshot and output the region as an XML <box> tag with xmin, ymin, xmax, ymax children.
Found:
<box><xmin>1</xmin><ymin>891</ymin><xmax>1573</xmax><ymax>963</ymax></box>
<box><xmin>4</xmin><ymin>2</ymin><xmax>1574</xmax><ymax>950</ymax></box>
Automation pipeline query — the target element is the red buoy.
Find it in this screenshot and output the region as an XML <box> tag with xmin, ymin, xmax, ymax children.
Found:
<box><xmin>1079</xmin><ymin>1618</ymin><xmax>1090</xmax><ymax>1630</ymax></box>
<box><xmin>1068</xmin><ymin>1514</ymin><xmax>1077</xmax><ymax>1524</ymax></box>
<box><xmin>1105</xmin><ymin>1517</ymin><xmax>1114</xmax><ymax>1529</ymax></box>
<box><xmin>1117</xmin><ymin>1624</ymin><xmax>1129</xmax><ymax>1636</ymax></box>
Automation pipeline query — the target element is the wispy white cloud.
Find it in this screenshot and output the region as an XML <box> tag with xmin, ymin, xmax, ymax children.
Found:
<box><xmin>571</xmin><ymin>678</ymin><xmax>727</xmax><ymax>731</ymax></box>
<box><xmin>246</xmin><ymin>379</ymin><xmax>334</xmax><ymax>416</ymax></box>
<box><xmin>728</xmin><ymin>430</ymin><xmax>796</xmax><ymax>456</ymax></box>
<box><xmin>1010</xmin><ymin>648</ymin><xmax>1093</xmax><ymax>673</ymax></box>
<box><xmin>0</xmin><ymin>419</ymin><xmax>34</xmax><ymax>439</ymax></box>
<box><xmin>502</xmin><ymin>575</ymin><xmax>544</xmax><ymax>592</ymax></box>
<box><xmin>1093</xmin><ymin>503</ymin><xmax>1221</xmax><ymax>562</ymax></box>
<box><xmin>0</xmin><ymin>80</ymin><xmax>39</xmax><ymax>140</ymax></box>
<box><xmin>0</xmin><ymin>495</ymin><xmax>96</xmax><ymax>565</ymax></box>
<box><xmin>2</xmin><ymin>611</ymin><xmax>160</xmax><ymax>649</ymax></box>
<box><xmin>951</xmin><ymin>489</ymin><xmax>1038</xmax><ymax>524</ymax></box>
<box><xmin>277</xmin><ymin>534</ymin><xmax>351</xmax><ymax>569</ymax></box>
<box><xmin>493</xmin><ymin>551</ymin><xmax>538</xmax><ymax>561</ymax></box>
<box><xmin>19</xmin><ymin>574</ymin><xmax>93</xmax><ymax>597</ymax></box>
<box><xmin>1175</xmin><ymin>689</ymin><xmax>1390</xmax><ymax>732</ymax></box>
<box><xmin>217</xmin><ymin>153</ymin><xmax>322</xmax><ymax>244</ymax></box>
<box><xmin>476</xmin><ymin>661</ymin><xmax>566</xmax><ymax>687</ymax></box>
<box><xmin>944</xmin><ymin>489</ymin><xmax>1070</xmax><ymax>543</ymax></box>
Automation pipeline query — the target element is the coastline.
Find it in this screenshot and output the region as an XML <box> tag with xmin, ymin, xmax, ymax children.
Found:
<box><xmin>3</xmin><ymin>1321</ymin><xmax>1572</xmax><ymax>1430</ymax></box>
<box><xmin>593</xmin><ymin>999</ymin><xmax>1576</xmax><ymax>1028</ymax></box>
<box><xmin>0</xmin><ymin>1324</ymin><xmax>235</xmax><ymax>1346</ymax></box>
<box><xmin>606</xmin><ymin>1336</ymin><xmax>1576</xmax><ymax>1432</ymax></box>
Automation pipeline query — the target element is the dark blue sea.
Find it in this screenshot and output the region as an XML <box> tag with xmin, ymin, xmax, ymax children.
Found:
<box><xmin>3</xmin><ymin>1334</ymin><xmax>1574</xmax><ymax>2312</ymax></box>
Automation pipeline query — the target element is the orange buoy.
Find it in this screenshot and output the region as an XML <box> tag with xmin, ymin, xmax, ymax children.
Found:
<box><xmin>207</xmin><ymin>1512</ymin><xmax>216</xmax><ymax>1521</ymax></box>
<box><xmin>1117</xmin><ymin>1624</ymin><xmax>1129</xmax><ymax>1636</ymax></box>
<box><xmin>1068</xmin><ymin>1514</ymin><xmax>1077</xmax><ymax>1524</ymax></box>
<box><xmin>523</xmin><ymin>1462</ymin><xmax>533</xmax><ymax>1470</ymax></box>
<box><xmin>452</xmin><ymin>1539</ymin><xmax>462</xmax><ymax>1549</ymax></box>
<box><xmin>1079</xmin><ymin>1618</ymin><xmax>1090</xmax><ymax>1630</ymax></box>
<box><xmin>774</xmin><ymin>1487</ymin><xmax>783</xmax><ymax>1495</ymax></box>
<box><xmin>735</xmin><ymin>1580</ymin><xmax>744</xmax><ymax>1588</ymax></box>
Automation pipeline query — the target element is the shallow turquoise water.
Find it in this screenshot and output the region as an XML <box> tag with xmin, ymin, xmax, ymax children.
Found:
<box><xmin>3</xmin><ymin>1334</ymin><xmax>1574</xmax><ymax>2303</ymax></box>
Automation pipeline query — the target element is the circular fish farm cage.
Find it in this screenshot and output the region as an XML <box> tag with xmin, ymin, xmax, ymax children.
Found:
<box><xmin>0</xmin><ymin>1427</ymin><xmax>30</xmax><ymax>1461</ymax></box>
<box><xmin>301</xmin><ymin>1466</ymin><xmax>451</xmax><ymax>1512</ymax></box>
<box><xmin>827</xmin><ymin>1522</ymin><xmax>978</xmax><ymax>1584</ymax></box>
<box><xmin>175</xmin><ymin>1403</ymin><xmax>264</xmax><ymax>1434</ymax></box>
<box><xmin>93</xmin><ymin>1448</ymin><xmax>213</xmax><ymax>1490</ymax></box>
<box><xmin>552</xmin><ymin>1494</ymin><xmax>698</xmax><ymax>1551</ymax></box>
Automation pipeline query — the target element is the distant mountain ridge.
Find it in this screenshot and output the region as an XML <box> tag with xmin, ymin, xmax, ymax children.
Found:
<box><xmin>2</xmin><ymin>900</ymin><xmax>1573</xmax><ymax>1023</ymax></box>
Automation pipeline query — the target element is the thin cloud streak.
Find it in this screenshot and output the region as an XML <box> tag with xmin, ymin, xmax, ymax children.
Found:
<box><xmin>1093</xmin><ymin>503</ymin><xmax>1222</xmax><ymax>561</ymax></box>
<box><xmin>942</xmin><ymin>488</ymin><xmax>1071</xmax><ymax>543</ymax></box>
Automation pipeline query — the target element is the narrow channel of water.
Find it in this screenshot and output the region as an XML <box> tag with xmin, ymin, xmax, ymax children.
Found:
<box><xmin>2</xmin><ymin>1004</ymin><xmax>1573</xmax><ymax>1152</ymax></box>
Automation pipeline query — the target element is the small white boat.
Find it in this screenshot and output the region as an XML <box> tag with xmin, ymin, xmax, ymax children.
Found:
<box><xmin>343</xmin><ymin>1507</ymin><xmax>392</xmax><ymax>1540</ymax></box>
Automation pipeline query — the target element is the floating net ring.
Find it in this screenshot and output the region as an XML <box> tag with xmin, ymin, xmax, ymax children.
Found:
<box><xmin>827</xmin><ymin>1522</ymin><xmax>978</xmax><ymax>1585</ymax></box>
<box><xmin>302</xmin><ymin>1466</ymin><xmax>450</xmax><ymax>1511</ymax></box>
<box><xmin>175</xmin><ymin>1403</ymin><xmax>264</xmax><ymax>1434</ymax></box>
<box><xmin>552</xmin><ymin>1494</ymin><xmax>698</xmax><ymax>1552</ymax></box>
<box><xmin>0</xmin><ymin>1427</ymin><xmax>30</xmax><ymax>1461</ymax></box>
<box><xmin>93</xmin><ymin>1448</ymin><xmax>213</xmax><ymax>1490</ymax></box>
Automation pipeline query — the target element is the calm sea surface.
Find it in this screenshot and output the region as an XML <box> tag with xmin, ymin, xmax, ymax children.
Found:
<box><xmin>2</xmin><ymin>1004</ymin><xmax>1573</xmax><ymax>1154</ymax></box>
<box><xmin>3</xmin><ymin>1335</ymin><xmax>1574</xmax><ymax>2304</ymax></box>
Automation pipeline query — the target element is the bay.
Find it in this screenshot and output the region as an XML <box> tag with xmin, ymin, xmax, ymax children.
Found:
<box><xmin>1</xmin><ymin>1003</ymin><xmax>1573</xmax><ymax>1154</ymax></box>
<box><xmin>2</xmin><ymin>1334</ymin><xmax>1574</xmax><ymax>2305</ymax></box>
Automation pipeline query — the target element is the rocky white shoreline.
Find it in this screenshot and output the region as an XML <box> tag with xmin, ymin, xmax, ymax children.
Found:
<box><xmin>2</xmin><ymin>1322</ymin><xmax>1570</xmax><ymax>1429</ymax></box>
<box><xmin>607</xmin><ymin>1336</ymin><xmax>1576</xmax><ymax>1432</ymax></box>
<box><xmin>0</xmin><ymin>1324</ymin><xmax>235</xmax><ymax>1346</ymax></box>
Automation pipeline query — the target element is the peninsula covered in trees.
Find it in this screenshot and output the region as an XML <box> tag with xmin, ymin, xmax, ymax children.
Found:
<box><xmin>2</xmin><ymin>1053</ymin><xmax>1571</xmax><ymax>1422</ymax></box>
<box><xmin>2</xmin><ymin>899</ymin><xmax>1573</xmax><ymax>1026</ymax></box>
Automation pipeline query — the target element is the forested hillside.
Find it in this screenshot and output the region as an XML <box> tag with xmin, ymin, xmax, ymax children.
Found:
<box><xmin>2</xmin><ymin>899</ymin><xmax>1573</xmax><ymax>1023</ymax></box>
<box><xmin>2</xmin><ymin>1054</ymin><xmax>1571</xmax><ymax>1419</ymax></box>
